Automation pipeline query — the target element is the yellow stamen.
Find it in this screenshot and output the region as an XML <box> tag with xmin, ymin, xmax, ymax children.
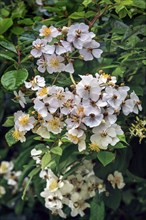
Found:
<box><xmin>77</xmin><ymin>106</ymin><xmax>84</xmax><ymax>116</ymax></box>
<box><xmin>35</xmin><ymin>44</ymin><xmax>42</xmax><ymax>49</ymax></box>
<box><xmin>48</xmin><ymin>117</ymin><xmax>60</xmax><ymax>130</ymax></box>
<box><xmin>50</xmin><ymin>58</ymin><xmax>60</xmax><ymax>68</ymax></box>
<box><xmin>38</xmin><ymin>87</ymin><xmax>48</xmax><ymax>97</ymax></box>
<box><xmin>12</xmin><ymin>130</ymin><xmax>22</xmax><ymax>140</ymax></box>
<box><xmin>0</xmin><ymin>163</ymin><xmax>8</xmax><ymax>173</ymax></box>
<box><xmin>42</xmin><ymin>27</ymin><xmax>51</xmax><ymax>37</ymax></box>
<box><xmin>19</xmin><ymin>115</ymin><xmax>29</xmax><ymax>126</ymax></box>
<box><xmin>49</xmin><ymin>179</ymin><xmax>58</xmax><ymax>191</ymax></box>
<box><xmin>89</xmin><ymin>143</ymin><xmax>100</xmax><ymax>152</ymax></box>
<box><xmin>102</xmin><ymin>73</ymin><xmax>110</xmax><ymax>79</ymax></box>
<box><xmin>68</xmin><ymin>134</ymin><xmax>79</xmax><ymax>143</ymax></box>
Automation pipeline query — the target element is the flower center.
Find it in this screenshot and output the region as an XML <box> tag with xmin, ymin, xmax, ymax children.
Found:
<box><xmin>77</xmin><ymin>106</ymin><xmax>84</xmax><ymax>116</ymax></box>
<box><xmin>0</xmin><ymin>163</ymin><xmax>8</xmax><ymax>173</ymax></box>
<box><xmin>102</xmin><ymin>73</ymin><xmax>110</xmax><ymax>78</ymax></box>
<box><xmin>12</xmin><ymin>130</ymin><xmax>22</xmax><ymax>140</ymax></box>
<box><xmin>49</xmin><ymin>179</ymin><xmax>58</xmax><ymax>191</ymax></box>
<box><xmin>48</xmin><ymin>117</ymin><xmax>60</xmax><ymax>130</ymax></box>
<box><xmin>89</xmin><ymin>143</ymin><xmax>100</xmax><ymax>152</ymax></box>
<box><xmin>19</xmin><ymin>115</ymin><xmax>29</xmax><ymax>126</ymax></box>
<box><xmin>38</xmin><ymin>87</ymin><xmax>48</xmax><ymax>97</ymax></box>
<box><xmin>50</xmin><ymin>58</ymin><xmax>60</xmax><ymax>68</ymax></box>
<box><xmin>35</xmin><ymin>44</ymin><xmax>42</xmax><ymax>49</ymax></box>
<box><xmin>42</xmin><ymin>27</ymin><xmax>52</xmax><ymax>37</ymax></box>
<box><xmin>68</xmin><ymin>134</ymin><xmax>79</xmax><ymax>143</ymax></box>
<box><xmin>56</xmin><ymin>92</ymin><xmax>64</xmax><ymax>100</ymax></box>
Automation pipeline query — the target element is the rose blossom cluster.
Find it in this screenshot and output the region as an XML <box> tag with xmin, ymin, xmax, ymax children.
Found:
<box><xmin>30</xmin><ymin>149</ymin><xmax>125</xmax><ymax>218</ymax></box>
<box><xmin>0</xmin><ymin>161</ymin><xmax>28</xmax><ymax>194</ymax></box>
<box><xmin>13</xmin><ymin>72</ymin><xmax>142</xmax><ymax>152</ymax></box>
<box><xmin>32</xmin><ymin>156</ymin><xmax>105</xmax><ymax>218</ymax></box>
<box><xmin>30</xmin><ymin>23</ymin><xmax>103</xmax><ymax>74</ymax></box>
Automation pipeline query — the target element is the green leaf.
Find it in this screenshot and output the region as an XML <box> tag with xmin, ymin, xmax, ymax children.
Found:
<box><xmin>5</xmin><ymin>128</ymin><xmax>18</xmax><ymax>147</ymax></box>
<box><xmin>22</xmin><ymin>167</ymin><xmax>40</xmax><ymax>200</ymax></box>
<box><xmin>1</xmin><ymin>68</ymin><xmax>28</xmax><ymax>91</ymax></box>
<box><xmin>0</xmin><ymin>18</ymin><xmax>13</xmax><ymax>34</ymax></box>
<box><xmin>69</xmin><ymin>11</ymin><xmax>85</xmax><ymax>19</ymax></box>
<box><xmin>133</xmin><ymin>0</ymin><xmax>146</xmax><ymax>9</ymax></box>
<box><xmin>41</xmin><ymin>151</ymin><xmax>51</xmax><ymax>169</ymax></box>
<box><xmin>0</xmin><ymin>53</ymin><xmax>16</xmax><ymax>62</ymax></box>
<box><xmin>17</xmin><ymin>18</ymin><xmax>33</xmax><ymax>25</ymax></box>
<box><xmin>117</xmin><ymin>135</ymin><xmax>128</xmax><ymax>144</ymax></box>
<box><xmin>11</xmin><ymin>1</ymin><xmax>26</xmax><ymax>19</ymax></box>
<box><xmin>103</xmin><ymin>188</ymin><xmax>122</xmax><ymax>210</ymax></box>
<box><xmin>0</xmin><ymin>9</ymin><xmax>10</xmax><ymax>17</ymax></box>
<box><xmin>109</xmin><ymin>142</ymin><xmax>126</xmax><ymax>149</ymax></box>
<box><xmin>2</xmin><ymin>116</ymin><xmax>14</xmax><ymax>127</ymax></box>
<box><xmin>130</xmin><ymin>86</ymin><xmax>143</xmax><ymax>96</ymax></box>
<box><xmin>0</xmin><ymin>40</ymin><xmax>17</xmax><ymax>53</ymax></box>
<box><xmin>112</xmin><ymin>66</ymin><xmax>125</xmax><ymax>77</ymax></box>
<box><xmin>142</xmin><ymin>60</ymin><xmax>146</xmax><ymax>65</ymax></box>
<box><xmin>82</xmin><ymin>0</ymin><xmax>92</xmax><ymax>7</ymax></box>
<box><xmin>51</xmin><ymin>146</ymin><xmax>63</xmax><ymax>156</ymax></box>
<box><xmin>0</xmin><ymin>90</ymin><xmax>4</xmax><ymax>123</ymax></box>
<box><xmin>15</xmin><ymin>199</ymin><xmax>24</xmax><ymax>215</ymax></box>
<box><xmin>85</xmin><ymin>11</ymin><xmax>96</xmax><ymax>18</ymax></box>
<box><xmin>90</xmin><ymin>194</ymin><xmax>105</xmax><ymax>220</ymax></box>
<box><xmin>11</xmin><ymin>27</ymin><xmax>25</xmax><ymax>35</ymax></box>
<box><xmin>115</xmin><ymin>0</ymin><xmax>133</xmax><ymax>5</ymax></box>
<box><xmin>97</xmin><ymin>151</ymin><xmax>115</xmax><ymax>166</ymax></box>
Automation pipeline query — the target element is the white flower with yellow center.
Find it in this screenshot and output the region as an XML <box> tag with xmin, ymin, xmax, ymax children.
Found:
<box><xmin>96</xmin><ymin>72</ymin><xmax>117</xmax><ymax>85</ymax></box>
<box><xmin>107</xmin><ymin>171</ymin><xmax>125</xmax><ymax>189</ymax></box>
<box><xmin>46</xmin><ymin>54</ymin><xmax>65</xmax><ymax>74</ymax></box>
<box><xmin>44</xmin><ymin>114</ymin><xmax>64</xmax><ymax>134</ymax></box>
<box><xmin>13</xmin><ymin>90</ymin><xmax>26</xmax><ymax>108</ymax></box>
<box><xmin>67</xmin><ymin>23</ymin><xmax>95</xmax><ymax>49</ymax></box>
<box><xmin>34</xmin><ymin>125</ymin><xmax>50</xmax><ymax>139</ymax></box>
<box><xmin>76</xmin><ymin>75</ymin><xmax>101</xmax><ymax>101</ymax></box>
<box><xmin>36</xmin><ymin>87</ymin><xmax>49</xmax><ymax>99</ymax></box>
<box><xmin>48</xmin><ymin>86</ymin><xmax>65</xmax><ymax>108</ymax></box>
<box><xmin>12</xmin><ymin>129</ymin><xmax>26</xmax><ymax>142</ymax></box>
<box><xmin>0</xmin><ymin>161</ymin><xmax>13</xmax><ymax>174</ymax></box>
<box><xmin>46</xmin><ymin>177</ymin><xmax>64</xmax><ymax>193</ymax></box>
<box><xmin>14</xmin><ymin>110</ymin><xmax>36</xmax><ymax>132</ymax></box>
<box><xmin>39</xmin><ymin>25</ymin><xmax>61</xmax><ymax>42</ymax></box>
<box><xmin>25</xmin><ymin>75</ymin><xmax>45</xmax><ymax>91</ymax></box>
<box><xmin>91</xmin><ymin>124</ymin><xmax>115</xmax><ymax>149</ymax></box>
<box><xmin>79</xmin><ymin>40</ymin><xmax>103</xmax><ymax>61</ymax></box>
<box><xmin>31</xmin><ymin>38</ymin><xmax>47</xmax><ymax>58</ymax></box>
<box><xmin>66</xmin><ymin>128</ymin><xmax>86</xmax><ymax>152</ymax></box>
<box><xmin>37</xmin><ymin>56</ymin><xmax>48</xmax><ymax>73</ymax></box>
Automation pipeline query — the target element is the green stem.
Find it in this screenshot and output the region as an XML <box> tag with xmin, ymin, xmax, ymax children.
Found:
<box><xmin>51</xmin><ymin>72</ymin><xmax>60</xmax><ymax>85</ymax></box>
<box><xmin>70</xmin><ymin>73</ymin><xmax>76</xmax><ymax>85</ymax></box>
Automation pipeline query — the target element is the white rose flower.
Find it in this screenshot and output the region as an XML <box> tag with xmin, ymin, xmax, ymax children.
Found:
<box><xmin>25</xmin><ymin>75</ymin><xmax>45</xmax><ymax>91</ymax></box>
<box><xmin>79</xmin><ymin>40</ymin><xmax>103</xmax><ymax>61</ymax></box>
<box><xmin>107</xmin><ymin>171</ymin><xmax>125</xmax><ymax>189</ymax></box>
<box><xmin>14</xmin><ymin>111</ymin><xmax>36</xmax><ymax>132</ymax></box>
<box><xmin>31</xmin><ymin>39</ymin><xmax>47</xmax><ymax>58</ymax></box>
<box><xmin>39</xmin><ymin>25</ymin><xmax>61</xmax><ymax>42</ymax></box>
